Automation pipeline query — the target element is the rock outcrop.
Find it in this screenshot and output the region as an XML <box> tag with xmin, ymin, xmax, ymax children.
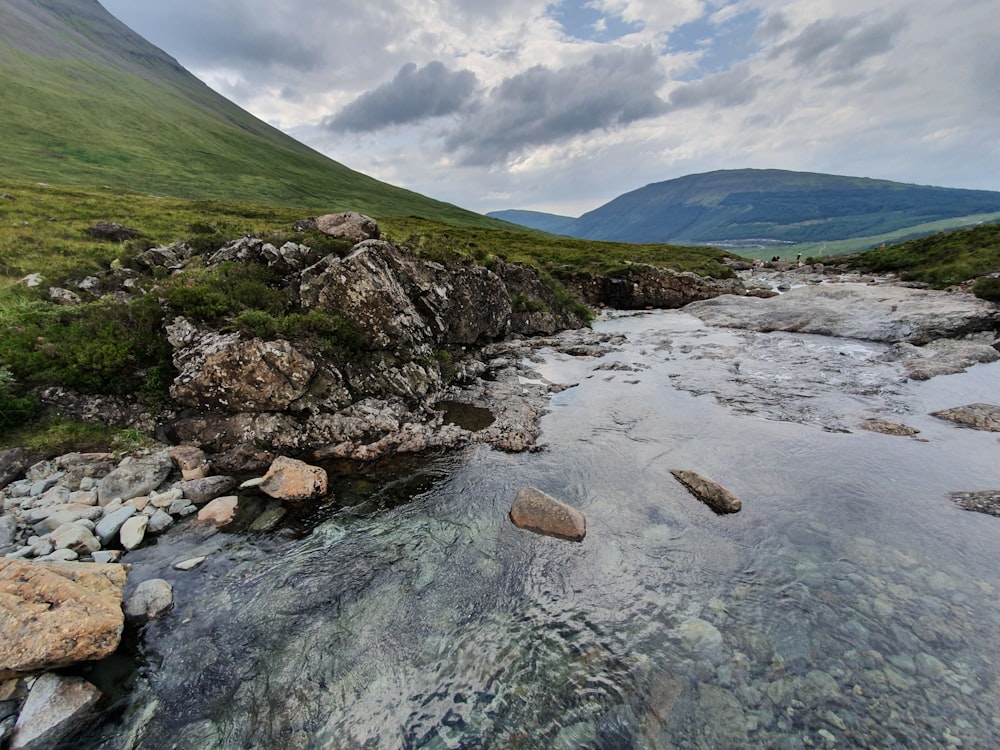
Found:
<box><xmin>509</xmin><ymin>487</ymin><xmax>586</xmax><ymax>542</ymax></box>
<box><xmin>8</xmin><ymin>673</ymin><xmax>102</xmax><ymax>750</ymax></box>
<box><xmin>569</xmin><ymin>267</ymin><xmax>746</xmax><ymax>309</ymax></box>
<box><xmin>671</xmin><ymin>470</ymin><xmax>742</xmax><ymax>514</ymax></box>
<box><xmin>0</xmin><ymin>560</ymin><xmax>126</xmax><ymax>679</ymax></box>
<box><xmin>930</xmin><ymin>403</ymin><xmax>1000</xmax><ymax>431</ymax></box>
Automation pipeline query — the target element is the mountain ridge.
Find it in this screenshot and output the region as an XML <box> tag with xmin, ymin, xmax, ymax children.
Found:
<box><xmin>0</xmin><ymin>0</ymin><xmax>498</xmax><ymax>226</ymax></box>
<box><xmin>489</xmin><ymin>169</ymin><xmax>1000</xmax><ymax>249</ymax></box>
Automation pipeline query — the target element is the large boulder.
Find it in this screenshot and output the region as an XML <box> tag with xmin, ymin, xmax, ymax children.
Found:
<box><xmin>569</xmin><ymin>267</ymin><xmax>745</xmax><ymax>309</ymax></box>
<box><xmin>315</xmin><ymin>212</ymin><xmax>380</xmax><ymax>243</ymax></box>
<box><xmin>0</xmin><ymin>560</ymin><xmax>127</xmax><ymax>679</ymax></box>
<box><xmin>0</xmin><ymin>448</ymin><xmax>34</xmax><ymax>491</ymax></box>
<box><xmin>259</xmin><ymin>456</ymin><xmax>328</xmax><ymax>502</ymax></box>
<box><xmin>671</xmin><ymin>470</ymin><xmax>742</xmax><ymax>514</ymax></box>
<box><xmin>8</xmin><ymin>673</ymin><xmax>102</xmax><ymax>750</ymax></box>
<box><xmin>509</xmin><ymin>487</ymin><xmax>586</xmax><ymax>542</ymax></box>
<box><xmin>167</xmin><ymin>320</ymin><xmax>317</xmax><ymax>412</ymax></box>
<box><xmin>87</xmin><ymin>221</ymin><xmax>141</xmax><ymax>242</ymax></box>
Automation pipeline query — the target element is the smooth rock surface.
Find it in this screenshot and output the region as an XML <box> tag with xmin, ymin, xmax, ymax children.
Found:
<box><xmin>9</xmin><ymin>673</ymin><xmax>101</xmax><ymax>750</ymax></box>
<box><xmin>97</xmin><ymin>453</ymin><xmax>173</xmax><ymax>506</ymax></box>
<box><xmin>509</xmin><ymin>487</ymin><xmax>587</xmax><ymax>542</ymax></box>
<box><xmin>119</xmin><ymin>515</ymin><xmax>148</xmax><ymax>550</ymax></box>
<box><xmin>197</xmin><ymin>496</ymin><xmax>238</xmax><ymax>526</ymax></box>
<box><xmin>124</xmin><ymin>578</ymin><xmax>174</xmax><ymax>623</ymax></box>
<box><xmin>671</xmin><ymin>470</ymin><xmax>742</xmax><ymax>514</ymax></box>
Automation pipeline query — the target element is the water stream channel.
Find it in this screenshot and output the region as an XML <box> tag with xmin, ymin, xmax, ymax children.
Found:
<box><xmin>75</xmin><ymin>310</ymin><xmax>1000</xmax><ymax>749</ymax></box>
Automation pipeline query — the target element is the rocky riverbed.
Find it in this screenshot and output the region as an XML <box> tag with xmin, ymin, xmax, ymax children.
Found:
<box><xmin>3</xmin><ymin>260</ymin><xmax>1000</xmax><ymax>748</ymax></box>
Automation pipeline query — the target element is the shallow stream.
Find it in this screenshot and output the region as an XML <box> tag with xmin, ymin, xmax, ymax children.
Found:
<box><xmin>76</xmin><ymin>311</ymin><xmax>1000</xmax><ymax>749</ymax></box>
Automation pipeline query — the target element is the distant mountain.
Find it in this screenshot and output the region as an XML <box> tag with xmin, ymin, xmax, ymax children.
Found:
<box><xmin>487</xmin><ymin>209</ymin><xmax>576</xmax><ymax>235</ymax></box>
<box><xmin>489</xmin><ymin>169</ymin><xmax>1000</xmax><ymax>247</ymax></box>
<box><xmin>0</xmin><ymin>0</ymin><xmax>496</xmax><ymax>225</ymax></box>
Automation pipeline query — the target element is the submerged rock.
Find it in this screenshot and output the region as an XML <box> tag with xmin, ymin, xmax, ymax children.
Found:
<box><xmin>671</xmin><ymin>470</ymin><xmax>742</xmax><ymax>514</ymax></box>
<box><xmin>0</xmin><ymin>560</ymin><xmax>127</xmax><ymax>679</ymax></box>
<box><xmin>858</xmin><ymin>420</ymin><xmax>921</xmax><ymax>437</ymax></box>
<box><xmin>949</xmin><ymin>490</ymin><xmax>1000</xmax><ymax>517</ymax></box>
<box><xmin>509</xmin><ymin>487</ymin><xmax>586</xmax><ymax>542</ymax></box>
<box><xmin>930</xmin><ymin>403</ymin><xmax>1000</xmax><ymax>431</ymax></box>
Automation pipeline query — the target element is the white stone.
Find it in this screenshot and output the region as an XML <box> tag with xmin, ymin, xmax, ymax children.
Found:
<box><xmin>119</xmin><ymin>515</ymin><xmax>148</xmax><ymax>551</ymax></box>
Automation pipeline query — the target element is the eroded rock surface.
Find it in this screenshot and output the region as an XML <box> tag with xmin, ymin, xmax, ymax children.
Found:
<box><xmin>931</xmin><ymin>403</ymin><xmax>1000</xmax><ymax>431</ymax></box>
<box><xmin>0</xmin><ymin>560</ymin><xmax>126</xmax><ymax>679</ymax></box>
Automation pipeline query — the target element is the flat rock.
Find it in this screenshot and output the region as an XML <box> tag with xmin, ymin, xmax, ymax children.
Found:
<box><xmin>858</xmin><ymin>420</ymin><xmax>921</xmax><ymax>437</ymax></box>
<box><xmin>671</xmin><ymin>470</ymin><xmax>742</xmax><ymax>514</ymax></box>
<box><xmin>9</xmin><ymin>673</ymin><xmax>101</xmax><ymax>750</ymax></box>
<box><xmin>260</xmin><ymin>456</ymin><xmax>328</xmax><ymax>502</ymax></box>
<box><xmin>95</xmin><ymin>505</ymin><xmax>137</xmax><ymax>546</ymax></box>
<box><xmin>177</xmin><ymin>475</ymin><xmax>237</xmax><ymax>505</ymax></box>
<box><xmin>197</xmin><ymin>496</ymin><xmax>238</xmax><ymax>526</ymax></box>
<box><xmin>685</xmin><ymin>284</ymin><xmax>1000</xmax><ymax>345</ymax></box>
<box><xmin>49</xmin><ymin>523</ymin><xmax>101</xmax><ymax>554</ymax></box>
<box><xmin>930</xmin><ymin>403</ymin><xmax>1000</xmax><ymax>431</ymax></box>
<box><xmin>509</xmin><ymin>487</ymin><xmax>586</xmax><ymax>542</ymax></box>
<box><xmin>0</xmin><ymin>560</ymin><xmax>127</xmax><ymax>679</ymax></box>
<box><xmin>119</xmin><ymin>515</ymin><xmax>148</xmax><ymax>550</ymax></box>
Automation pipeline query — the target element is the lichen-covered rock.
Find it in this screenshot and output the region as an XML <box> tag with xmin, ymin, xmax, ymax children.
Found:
<box><xmin>671</xmin><ymin>470</ymin><xmax>742</xmax><ymax>514</ymax></box>
<box><xmin>0</xmin><ymin>560</ymin><xmax>127</xmax><ymax>679</ymax></box>
<box><xmin>259</xmin><ymin>456</ymin><xmax>328</xmax><ymax>502</ymax></box>
<box><xmin>509</xmin><ymin>487</ymin><xmax>586</xmax><ymax>542</ymax></box>
<box><xmin>315</xmin><ymin>211</ymin><xmax>380</xmax><ymax>243</ymax></box>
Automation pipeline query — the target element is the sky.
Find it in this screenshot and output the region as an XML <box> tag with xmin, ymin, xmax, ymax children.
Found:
<box><xmin>99</xmin><ymin>0</ymin><xmax>1000</xmax><ymax>217</ymax></box>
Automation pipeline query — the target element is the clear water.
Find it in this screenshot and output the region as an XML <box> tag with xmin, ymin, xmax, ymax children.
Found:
<box><xmin>78</xmin><ymin>311</ymin><xmax>1000</xmax><ymax>749</ymax></box>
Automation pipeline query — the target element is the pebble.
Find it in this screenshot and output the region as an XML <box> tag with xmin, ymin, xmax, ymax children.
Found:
<box><xmin>173</xmin><ymin>556</ymin><xmax>207</xmax><ymax>571</ymax></box>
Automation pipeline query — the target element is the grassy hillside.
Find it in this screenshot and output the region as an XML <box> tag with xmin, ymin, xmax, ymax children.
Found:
<box><xmin>0</xmin><ymin>0</ymin><xmax>498</xmax><ymax>226</ymax></box>
<box><xmin>494</xmin><ymin>169</ymin><xmax>1000</xmax><ymax>247</ymax></box>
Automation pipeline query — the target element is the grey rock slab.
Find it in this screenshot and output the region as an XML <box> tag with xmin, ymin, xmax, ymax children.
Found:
<box><xmin>97</xmin><ymin>452</ymin><xmax>173</xmax><ymax>506</ymax></box>
<box><xmin>146</xmin><ymin>509</ymin><xmax>174</xmax><ymax>535</ymax></box>
<box><xmin>95</xmin><ymin>506</ymin><xmax>137</xmax><ymax>547</ymax></box>
<box><xmin>177</xmin><ymin>475</ymin><xmax>237</xmax><ymax>505</ymax></box>
<box><xmin>9</xmin><ymin>673</ymin><xmax>101</xmax><ymax>750</ymax></box>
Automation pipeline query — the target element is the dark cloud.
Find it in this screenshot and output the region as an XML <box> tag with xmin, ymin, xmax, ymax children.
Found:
<box><xmin>667</xmin><ymin>66</ymin><xmax>760</xmax><ymax>110</ymax></box>
<box><xmin>774</xmin><ymin>13</ymin><xmax>905</xmax><ymax>74</ymax></box>
<box><xmin>445</xmin><ymin>46</ymin><xmax>667</xmax><ymax>165</ymax></box>
<box><xmin>325</xmin><ymin>62</ymin><xmax>478</xmax><ymax>132</ymax></box>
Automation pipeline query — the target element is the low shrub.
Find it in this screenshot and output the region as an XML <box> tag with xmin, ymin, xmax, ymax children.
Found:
<box><xmin>972</xmin><ymin>276</ymin><xmax>1000</xmax><ymax>303</ymax></box>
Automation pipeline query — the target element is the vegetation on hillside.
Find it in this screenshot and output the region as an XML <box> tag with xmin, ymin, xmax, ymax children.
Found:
<box><xmin>844</xmin><ymin>223</ymin><xmax>1000</xmax><ymax>295</ymax></box>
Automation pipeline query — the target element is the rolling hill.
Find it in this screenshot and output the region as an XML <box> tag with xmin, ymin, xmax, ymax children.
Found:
<box><xmin>489</xmin><ymin>169</ymin><xmax>1000</xmax><ymax>251</ymax></box>
<box><xmin>0</xmin><ymin>0</ymin><xmax>498</xmax><ymax>226</ymax></box>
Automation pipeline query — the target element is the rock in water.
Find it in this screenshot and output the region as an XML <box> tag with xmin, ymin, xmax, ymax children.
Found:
<box><xmin>9</xmin><ymin>673</ymin><xmax>101</xmax><ymax>750</ymax></box>
<box><xmin>124</xmin><ymin>578</ymin><xmax>174</xmax><ymax>623</ymax></box>
<box><xmin>930</xmin><ymin>403</ymin><xmax>1000</xmax><ymax>431</ymax></box>
<box><xmin>671</xmin><ymin>470</ymin><xmax>742</xmax><ymax>514</ymax></box>
<box><xmin>259</xmin><ymin>456</ymin><xmax>328</xmax><ymax>502</ymax></box>
<box><xmin>0</xmin><ymin>560</ymin><xmax>127</xmax><ymax>679</ymax></box>
<box><xmin>509</xmin><ymin>487</ymin><xmax>586</xmax><ymax>542</ymax></box>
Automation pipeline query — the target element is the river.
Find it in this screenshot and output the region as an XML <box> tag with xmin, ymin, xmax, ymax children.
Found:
<box><xmin>76</xmin><ymin>310</ymin><xmax>1000</xmax><ymax>749</ymax></box>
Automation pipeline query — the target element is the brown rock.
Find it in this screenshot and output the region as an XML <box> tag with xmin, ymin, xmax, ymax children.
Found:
<box><xmin>858</xmin><ymin>420</ymin><xmax>921</xmax><ymax>437</ymax></box>
<box><xmin>197</xmin><ymin>496</ymin><xmax>239</xmax><ymax>526</ymax></box>
<box><xmin>930</xmin><ymin>403</ymin><xmax>1000</xmax><ymax>431</ymax></box>
<box><xmin>509</xmin><ymin>487</ymin><xmax>586</xmax><ymax>542</ymax></box>
<box><xmin>260</xmin><ymin>456</ymin><xmax>328</xmax><ymax>502</ymax></box>
<box><xmin>168</xmin><ymin>445</ymin><xmax>209</xmax><ymax>480</ymax></box>
<box><xmin>0</xmin><ymin>560</ymin><xmax>127</xmax><ymax>679</ymax></box>
<box><xmin>671</xmin><ymin>470</ymin><xmax>742</xmax><ymax>514</ymax></box>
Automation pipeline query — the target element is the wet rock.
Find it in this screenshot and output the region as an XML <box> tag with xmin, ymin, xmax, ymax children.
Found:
<box><xmin>886</xmin><ymin>337</ymin><xmax>1000</xmax><ymax>380</ymax></box>
<box><xmin>259</xmin><ymin>457</ymin><xmax>328</xmax><ymax>502</ymax></box>
<box><xmin>858</xmin><ymin>421</ymin><xmax>921</xmax><ymax>437</ymax></box>
<box><xmin>509</xmin><ymin>487</ymin><xmax>586</xmax><ymax>542</ymax></box>
<box><xmin>197</xmin><ymin>496</ymin><xmax>238</xmax><ymax>527</ymax></box>
<box><xmin>671</xmin><ymin>470</ymin><xmax>742</xmax><ymax>514</ymax></box>
<box><xmin>0</xmin><ymin>560</ymin><xmax>127</xmax><ymax>678</ymax></box>
<box><xmin>97</xmin><ymin>452</ymin><xmax>173</xmax><ymax>506</ymax></box>
<box><xmin>8</xmin><ymin>673</ymin><xmax>101</xmax><ymax>750</ymax></box>
<box><xmin>686</xmin><ymin>284</ymin><xmax>1000</xmax><ymax>344</ymax></box>
<box><xmin>177</xmin><ymin>475</ymin><xmax>237</xmax><ymax>505</ymax></box>
<box><xmin>931</xmin><ymin>403</ymin><xmax>1000</xmax><ymax>431</ymax></box>
<box><xmin>949</xmin><ymin>491</ymin><xmax>1000</xmax><ymax>518</ymax></box>
<box><xmin>315</xmin><ymin>211</ymin><xmax>380</xmax><ymax>243</ymax></box>
<box><xmin>248</xmin><ymin>506</ymin><xmax>287</xmax><ymax>532</ymax></box>
<box><xmin>124</xmin><ymin>578</ymin><xmax>173</xmax><ymax>623</ymax></box>
<box><xmin>568</xmin><ymin>267</ymin><xmax>745</xmax><ymax>309</ymax></box>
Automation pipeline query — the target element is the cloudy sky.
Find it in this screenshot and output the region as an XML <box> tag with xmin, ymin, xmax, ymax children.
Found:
<box><xmin>100</xmin><ymin>0</ymin><xmax>1000</xmax><ymax>216</ymax></box>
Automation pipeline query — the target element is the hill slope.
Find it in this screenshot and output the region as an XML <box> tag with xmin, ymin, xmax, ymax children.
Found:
<box><xmin>0</xmin><ymin>0</ymin><xmax>496</xmax><ymax>225</ymax></box>
<box><xmin>490</xmin><ymin>169</ymin><xmax>1000</xmax><ymax>246</ymax></box>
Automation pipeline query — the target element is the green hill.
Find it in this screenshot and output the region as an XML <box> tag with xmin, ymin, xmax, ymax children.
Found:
<box><xmin>490</xmin><ymin>169</ymin><xmax>1000</xmax><ymax>250</ymax></box>
<box><xmin>0</xmin><ymin>0</ymin><xmax>497</xmax><ymax>226</ymax></box>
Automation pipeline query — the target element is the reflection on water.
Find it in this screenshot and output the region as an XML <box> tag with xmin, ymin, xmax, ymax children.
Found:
<box><xmin>77</xmin><ymin>312</ymin><xmax>1000</xmax><ymax>749</ymax></box>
